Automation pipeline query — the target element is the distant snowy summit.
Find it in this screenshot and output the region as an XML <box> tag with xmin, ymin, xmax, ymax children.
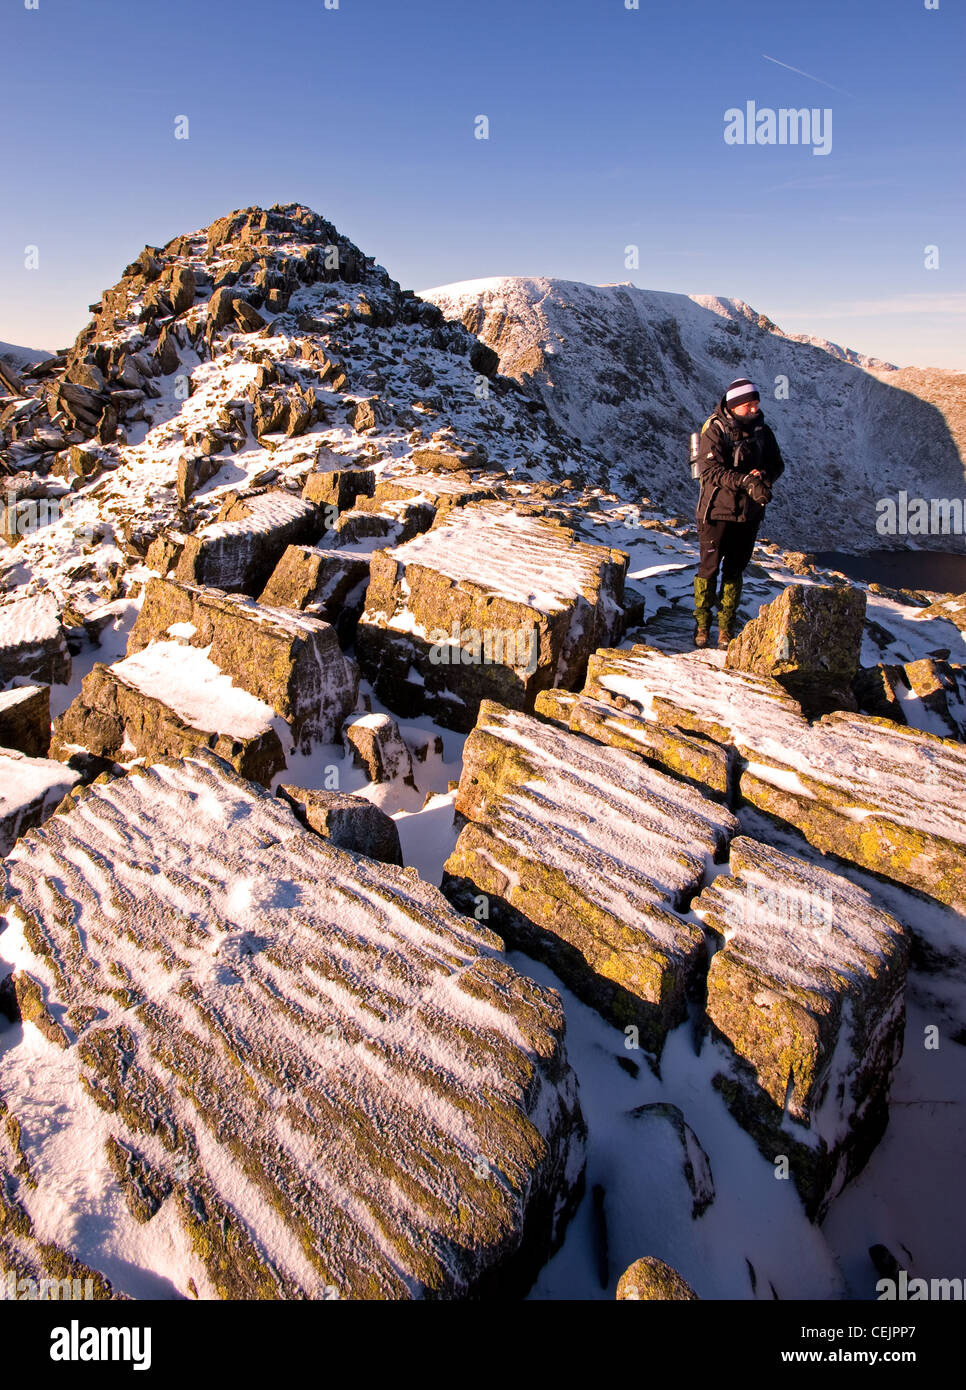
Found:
<box><xmin>422</xmin><ymin>276</ymin><xmax>965</xmax><ymax>552</ymax></box>
<box><xmin>0</xmin><ymin>339</ymin><xmax>52</xmax><ymax>370</ymax></box>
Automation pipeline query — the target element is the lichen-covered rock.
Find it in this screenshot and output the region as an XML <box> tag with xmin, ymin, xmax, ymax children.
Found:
<box><xmin>371</xmin><ymin>473</ymin><xmax>497</xmax><ymax>514</ymax></box>
<box><xmin>692</xmin><ymin>836</ymin><xmax>908</xmax><ymax>1220</ymax></box>
<box><xmin>411</xmin><ymin>445</ymin><xmax>485</xmax><ymax>473</ymax></box>
<box><xmin>533</xmin><ymin>688</ymin><xmax>577</xmax><ymax>727</ymax></box>
<box><xmin>174</xmin><ymin>490</ymin><xmax>320</xmax><ymax>595</ymax></box>
<box><xmin>442</xmin><ymin>702</ymin><xmax>737</xmax><ymax>1057</ymax></box>
<box><xmin>914</xmin><ymin>591</ymin><xmax>966</xmax><ymax>632</ymax></box>
<box><xmin>0</xmin><ymin>594</ymin><xmax>71</xmax><ymax>687</ymax></box>
<box><xmin>276</xmin><ymin>784</ymin><xmax>403</xmax><ymax>865</ymax></box>
<box><xmin>258</xmin><ymin>545</ymin><xmax>370</xmax><ymax>644</ymax></box>
<box><xmin>0</xmin><ymin>685</ymin><xmax>50</xmax><ymax>758</ymax></box>
<box><xmin>326</xmin><ymin>497</ymin><xmax>436</xmax><ymax>549</ymax></box>
<box><xmin>357</xmin><ymin>504</ymin><xmax>627</xmax><ymax>732</ymax></box>
<box><xmin>901</xmin><ymin>657</ymin><xmax>965</xmax><ymax>738</ymax></box>
<box><xmin>0</xmin><ymin>746</ymin><xmax>80</xmax><ymax>857</ymax></box>
<box><xmin>127</xmin><ymin>577</ymin><xmax>359</xmax><ymax>748</ymax></box>
<box><xmin>343</xmin><ymin>712</ymin><xmax>416</xmax><ymax>788</ymax></box>
<box><xmin>49</xmin><ymin>648</ymin><xmax>286</xmax><ymax>788</ymax></box>
<box><xmin>583</xmin><ymin>645</ymin><xmax>966</xmax><ymax>907</ymax></box>
<box><xmin>616</xmin><ymin>1257</ymin><xmax>699</xmax><ymax>1300</ymax></box>
<box><xmin>725</xmin><ymin>583</ymin><xmax>866</xmax><ymax>714</ymax></box>
<box><xmin>145</xmin><ymin>530</ymin><xmax>187</xmax><ymax>577</ymax></box>
<box><xmin>0</xmin><ymin>750</ymin><xmax>586</xmax><ymax>1299</ymax></box>
<box><xmin>569</xmin><ymin>691</ymin><xmax>734</xmax><ymax>801</ymax></box>
<box><xmin>301</xmin><ymin>467</ymin><xmax>375</xmax><ymax>512</ymax></box>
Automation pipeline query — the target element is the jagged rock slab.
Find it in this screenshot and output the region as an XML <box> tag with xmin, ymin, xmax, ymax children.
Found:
<box><xmin>276</xmin><ymin>785</ymin><xmax>403</xmax><ymax>865</ymax></box>
<box><xmin>0</xmin><ymin>595</ymin><xmax>71</xmax><ymax>687</ymax></box>
<box><xmin>582</xmin><ymin>647</ymin><xmax>800</xmax><ymax>799</ymax></box>
<box><xmin>725</xmin><ymin>583</ymin><xmax>866</xmax><ymax>714</ymax></box>
<box><xmin>357</xmin><ymin>504</ymin><xmax>627</xmax><ymax>732</ymax></box>
<box><xmin>344</xmin><ymin>713</ymin><xmax>415</xmax><ymax>788</ymax></box>
<box><xmin>584</xmin><ymin>646</ymin><xmax>966</xmax><ymax>906</ymax></box>
<box><xmin>569</xmin><ymin>691</ymin><xmax>734</xmax><ymax>800</ymax></box>
<box><xmin>301</xmin><ymin>467</ymin><xmax>375</xmax><ymax>512</ymax></box>
<box><xmin>0</xmin><ymin>750</ymin><xmax>586</xmax><ymax>1299</ymax></box>
<box><xmin>0</xmin><ymin>685</ymin><xmax>50</xmax><ymax>758</ymax></box>
<box><xmin>372</xmin><ymin>474</ymin><xmax>497</xmax><ymax>514</ymax></box>
<box><xmin>127</xmin><ymin>577</ymin><xmax>359</xmax><ymax>748</ymax></box>
<box><xmin>442</xmin><ymin>702</ymin><xmax>737</xmax><ymax>1055</ymax></box>
<box><xmin>258</xmin><ymin>545</ymin><xmax>370</xmax><ymax>645</ymax></box>
<box><xmin>325</xmin><ymin>497</ymin><xmax>435</xmax><ymax>549</ymax></box>
<box><xmin>740</xmin><ymin>712</ymin><xmax>966</xmax><ymax>908</ymax></box>
<box><xmin>0</xmin><ymin>747</ymin><xmax>80</xmax><ymax>857</ymax></box>
<box><xmin>692</xmin><ymin>836</ymin><xmax>908</xmax><ymax>1220</ymax></box>
<box><xmin>174</xmin><ymin>491</ymin><xmax>320</xmax><ymax>595</ymax></box>
<box><xmin>49</xmin><ymin>645</ymin><xmax>286</xmax><ymax>788</ymax></box>
<box><xmin>914</xmin><ymin>591</ymin><xmax>966</xmax><ymax>632</ymax></box>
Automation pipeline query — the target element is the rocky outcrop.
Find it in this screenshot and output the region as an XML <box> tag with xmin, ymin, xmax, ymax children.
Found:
<box><xmin>324</xmin><ymin>496</ymin><xmax>435</xmax><ymax>549</ymax></box>
<box><xmin>0</xmin><ymin>746</ymin><xmax>79</xmax><ymax>857</ymax></box>
<box><xmin>301</xmin><ymin>466</ymin><xmax>375</xmax><ymax>512</ymax></box>
<box><xmin>442</xmin><ymin>701</ymin><xmax>737</xmax><ymax>1058</ymax></box>
<box><xmin>582</xmin><ymin>645</ymin><xmax>966</xmax><ymax>906</ymax></box>
<box><xmin>174</xmin><ymin>490</ymin><xmax>321</xmax><ymax>595</ymax></box>
<box><xmin>50</xmin><ymin>646</ymin><xmax>287</xmax><ymax>787</ymax></box>
<box><xmin>371</xmin><ymin>473</ymin><xmax>497</xmax><ymax>514</ymax></box>
<box><xmin>0</xmin><ymin>749</ymin><xmax>586</xmax><ymax>1299</ymax></box>
<box><xmin>0</xmin><ymin>684</ymin><xmax>50</xmax><ymax>757</ymax></box>
<box><xmin>344</xmin><ymin>713</ymin><xmax>416</xmax><ymax>788</ymax></box>
<box><xmin>915</xmin><ymin>591</ymin><xmax>966</xmax><ymax>632</ymax></box>
<box><xmin>616</xmin><ymin>1257</ymin><xmax>700</xmax><ymax>1300</ymax></box>
<box><xmin>276</xmin><ymin>784</ymin><xmax>403</xmax><ymax>865</ymax></box>
<box><xmin>127</xmin><ymin>577</ymin><xmax>359</xmax><ymax>749</ymax></box>
<box><xmin>357</xmin><ymin>504</ymin><xmax>628</xmax><ymax>732</ymax></box>
<box><xmin>0</xmin><ymin>594</ymin><xmax>71</xmax><ymax>687</ymax></box>
<box><xmin>693</xmin><ymin>836</ymin><xmax>908</xmax><ymax>1220</ymax></box>
<box><xmin>725</xmin><ymin>584</ymin><xmax>866</xmax><ymax>715</ymax></box>
<box><xmin>258</xmin><ymin>546</ymin><xmax>370</xmax><ymax>642</ymax></box>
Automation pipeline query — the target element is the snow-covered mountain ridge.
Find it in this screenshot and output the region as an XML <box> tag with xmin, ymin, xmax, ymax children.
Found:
<box><xmin>422</xmin><ymin>276</ymin><xmax>966</xmax><ymax>553</ymax></box>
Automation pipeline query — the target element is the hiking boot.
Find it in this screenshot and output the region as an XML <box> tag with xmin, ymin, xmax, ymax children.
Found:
<box><xmin>694</xmin><ymin>625</ymin><xmax>711</xmax><ymax>649</ymax></box>
<box><xmin>717</xmin><ymin>576</ymin><xmax>743</xmax><ymax>649</ymax></box>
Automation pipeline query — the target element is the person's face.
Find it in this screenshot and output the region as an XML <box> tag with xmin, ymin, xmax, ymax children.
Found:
<box><xmin>732</xmin><ymin>400</ymin><xmax>760</xmax><ymax>418</ymax></box>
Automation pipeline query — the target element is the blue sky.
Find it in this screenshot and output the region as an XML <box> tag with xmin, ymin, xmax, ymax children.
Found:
<box><xmin>2</xmin><ymin>0</ymin><xmax>963</xmax><ymax>367</ymax></box>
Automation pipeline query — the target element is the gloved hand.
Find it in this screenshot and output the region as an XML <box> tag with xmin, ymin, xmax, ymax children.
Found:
<box><xmin>742</xmin><ymin>472</ymin><xmax>772</xmax><ymax>506</ymax></box>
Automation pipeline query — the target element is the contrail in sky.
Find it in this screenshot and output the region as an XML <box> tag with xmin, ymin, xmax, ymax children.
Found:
<box><xmin>762</xmin><ymin>54</ymin><xmax>856</xmax><ymax>97</ymax></box>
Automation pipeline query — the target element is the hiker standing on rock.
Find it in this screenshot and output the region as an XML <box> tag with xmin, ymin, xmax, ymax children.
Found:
<box><xmin>692</xmin><ymin>377</ymin><xmax>784</xmax><ymax>648</ymax></box>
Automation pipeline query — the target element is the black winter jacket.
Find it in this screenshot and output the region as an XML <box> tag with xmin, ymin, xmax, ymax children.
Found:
<box><xmin>695</xmin><ymin>394</ymin><xmax>785</xmax><ymax>526</ymax></box>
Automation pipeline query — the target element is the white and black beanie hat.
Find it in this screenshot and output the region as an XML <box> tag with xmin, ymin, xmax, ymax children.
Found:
<box><xmin>725</xmin><ymin>378</ymin><xmax>760</xmax><ymax>409</ymax></box>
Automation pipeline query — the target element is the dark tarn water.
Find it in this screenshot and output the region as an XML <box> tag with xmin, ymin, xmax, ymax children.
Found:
<box><xmin>813</xmin><ymin>549</ymin><xmax>966</xmax><ymax>594</ymax></box>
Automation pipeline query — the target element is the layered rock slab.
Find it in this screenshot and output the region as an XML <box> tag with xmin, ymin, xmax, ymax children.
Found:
<box><xmin>0</xmin><ymin>750</ymin><xmax>586</xmax><ymax>1300</ymax></box>
<box><xmin>442</xmin><ymin>702</ymin><xmax>737</xmax><ymax>1055</ymax></box>
<box><xmin>583</xmin><ymin>646</ymin><xmax>966</xmax><ymax>906</ymax></box>
<box><xmin>127</xmin><ymin>576</ymin><xmax>359</xmax><ymax>748</ymax></box>
<box><xmin>357</xmin><ymin>504</ymin><xmax>628</xmax><ymax>732</ymax></box>
<box><xmin>0</xmin><ymin>747</ymin><xmax>80</xmax><ymax>857</ymax></box>
<box><xmin>0</xmin><ymin>685</ymin><xmax>50</xmax><ymax>758</ymax></box>
<box><xmin>173</xmin><ymin>490</ymin><xmax>320</xmax><ymax>595</ymax></box>
<box><xmin>0</xmin><ymin>594</ymin><xmax>71</xmax><ymax>687</ymax></box>
<box><xmin>692</xmin><ymin>836</ymin><xmax>908</xmax><ymax>1220</ymax></box>
<box><xmin>50</xmin><ymin>643</ymin><xmax>286</xmax><ymax>788</ymax></box>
